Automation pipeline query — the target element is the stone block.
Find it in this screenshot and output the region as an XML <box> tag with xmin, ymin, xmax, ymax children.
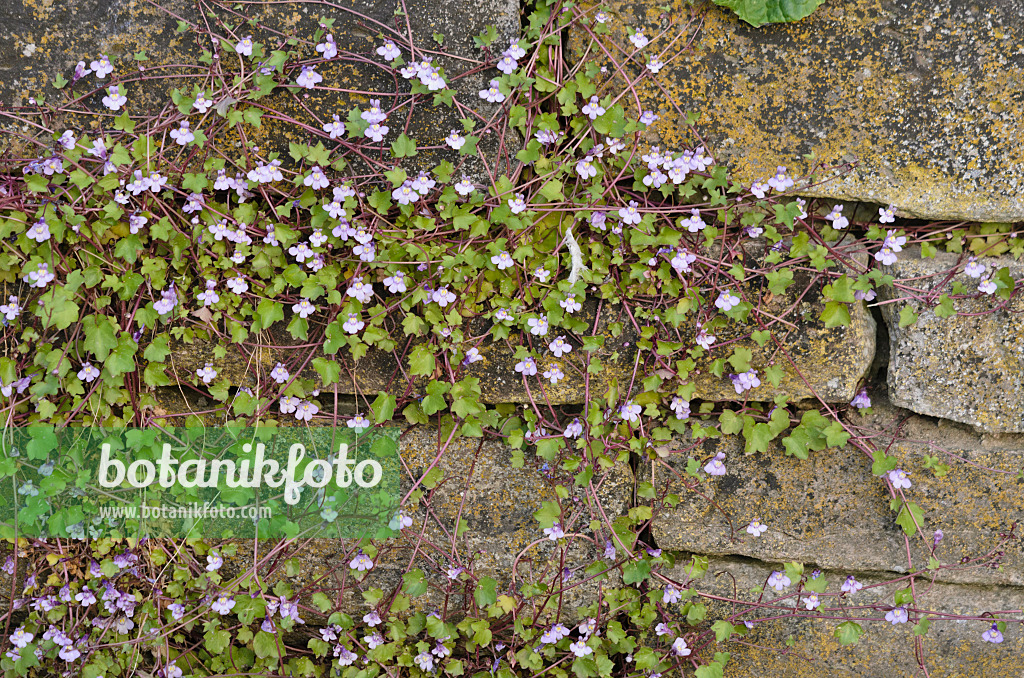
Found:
<box><xmin>651</xmin><ymin>393</ymin><xmax>1024</xmax><ymax>587</ymax></box>
<box><xmin>879</xmin><ymin>244</ymin><xmax>1024</xmax><ymax>433</ymax></box>
<box><xmin>668</xmin><ymin>556</ymin><xmax>1024</xmax><ymax>677</ymax></box>
<box><xmin>570</xmin><ymin>0</ymin><xmax>1024</xmax><ymax>222</ymax></box>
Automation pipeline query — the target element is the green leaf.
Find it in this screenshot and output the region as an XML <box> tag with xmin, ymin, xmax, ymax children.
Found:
<box><xmin>934</xmin><ymin>294</ymin><xmax>956</xmax><ymax>319</ymax></box>
<box><xmin>622</xmin><ymin>560</ymin><xmax>651</xmax><ymax>585</ymax></box>
<box><xmin>895</xmin><ymin>501</ymin><xmax>925</xmax><ymax>537</ymax></box>
<box><xmin>819</xmin><ymin>301</ymin><xmax>851</xmax><ymax>328</ymax></box>
<box><xmin>920</xmin><ymin>241</ymin><xmax>938</xmax><ymax>258</ymax></box>
<box><xmin>474</xmin><ymin>577</ymin><xmax>497</xmax><ymax>607</ymax></box>
<box><xmin>408</xmin><ymin>344</ymin><xmax>436</xmax><ymax>376</ymax></box>
<box><xmin>371</xmin><ymin>392</ymin><xmax>396</xmax><ymax>422</ymax></box>
<box><xmin>913</xmin><ymin>616</ymin><xmax>931</xmax><ymax>636</ymax></box>
<box><xmin>834</xmin><ymin>621</ymin><xmax>864</xmax><ymax>646</ymax></box>
<box><xmin>391</xmin><ymin>133</ymin><xmax>418</xmax><ymax>158</ymax></box>
<box><xmin>712</xmin><ymin>619</ymin><xmax>734</xmax><ymax>642</ymax></box>
<box><xmin>898</xmin><ymin>306</ymin><xmax>918</xmax><ymax>328</ymax></box>
<box><xmin>711</xmin><ymin>0</ymin><xmax>826</xmax><ymax>27</ymax></box>
<box><xmin>83</xmin><ymin>315</ymin><xmax>119</xmax><ymax>362</ymax></box>
<box><xmin>403</xmin><ymin>568</ymin><xmax>429</xmax><ymax>597</ymax></box>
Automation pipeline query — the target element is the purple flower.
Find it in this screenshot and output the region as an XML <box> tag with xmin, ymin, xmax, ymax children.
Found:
<box><xmin>560</xmin><ymin>293</ymin><xmax>582</xmax><ymax>314</ymax></box>
<box><xmin>704</xmin><ymin>452</ymin><xmax>726</xmax><ymax>476</ymax></box>
<box><xmin>383</xmin><ymin>271</ymin><xmax>407</xmax><ymax>293</ymax></box>
<box><xmin>544</xmin><ymin>523</ymin><xmax>564</xmax><ymax>540</ymax></box>
<box><xmin>581</xmin><ymin>96</ymin><xmax>606</xmax><ymax>120</ymax></box>
<box><xmin>824</xmin><ymin>205</ymin><xmax>848</xmax><ymax>229</ymax></box>
<box><xmin>102</xmin><ymin>85</ymin><xmax>128</xmax><ymax>111</ymax></box>
<box><xmin>570</xmin><ymin>640</ymin><xmax>593</xmax><ymax>657</ymax></box>
<box><xmin>564</xmin><ymin>418</ymin><xmax>583</xmax><ymax>438</ymax></box>
<box><xmin>841</xmin><ymin>576</ymin><xmax>863</xmax><ymax>595</ymax></box>
<box><xmin>888</xmin><ymin>468</ymin><xmax>912</xmax><ymax>490</ymax></box>
<box><xmin>715</xmin><ymin>290</ymin><xmax>741</xmax><ymax>311</ymax></box>
<box><xmin>619</xmin><ymin>400</ymin><xmax>641</xmax><ymax>423</ymax></box>
<box><xmin>343</xmin><ymin>313</ymin><xmax>364</xmax><ymax>334</ymax></box>
<box><xmin>363</xmin><ymin>610</ymin><xmax>382</xmax><ymax>626</ymax></box>
<box><xmin>850</xmin><ymin>388</ymin><xmax>871</xmax><ymax>409</ymax></box>
<box><xmin>767</xmin><ymin>571</ymin><xmax>791</xmax><ymax>591</ymax></box>
<box><xmin>618</xmin><ymin>201</ymin><xmax>641</xmax><ymax>225</ymax></box>
<box><xmin>979</xmin><ymin>278</ymin><xmax>997</xmax><ymax>295</ymax></box>
<box><xmin>515</xmin><ymin>356</ymin><xmax>538</xmax><ymax>376</ymax></box>
<box><xmin>730</xmin><ymin>369</ymin><xmax>761</xmax><ymax>395</ymax></box>
<box><xmin>322</xmin><ymin>114</ymin><xmax>345</xmax><ymax>139</ymax></box>
<box><xmin>479</xmin><ymin>79</ymin><xmax>505</xmax><ymax>103</ymax></box>
<box><xmin>169</xmin><ymin>121</ymin><xmax>194</xmax><ymax>145</ymax></box>
<box><xmin>295</xmin><ymin>400</ymin><xmax>319</xmax><ymax>421</ymax></box>
<box><xmin>296</xmin><ymin>65</ymin><xmax>323</xmax><ymax>88</ymax></box>
<box><xmin>629</xmin><ymin>29</ymin><xmax>649</xmax><ymax>49</ymax></box>
<box><xmin>803</xmin><ymin>593</ymin><xmax>821</xmax><ymax>610</ymax></box>
<box><xmin>377</xmin><ymin>40</ymin><xmax>402</xmax><ymax>61</ymax></box>
<box><xmin>982</xmin><ymin>623</ymin><xmax>1003</xmax><ymax>644</ymax></box>
<box><xmin>639</xmin><ymin>110</ymin><xmax>659</xmax><ymax>125</ymax></box>
<box><xmin>663</xmin><ymin>586</ymin><xmax>682</xmax><ymax>604</ymax></box>
<box><xmin>746</xmin><ymin>519</ymin><xmax>767</xmax><ymax>537</ymax></box>
<box><xmin>455</xmin><ymin>177</ymin><xmax>475</xmax><ymax>196</ymax></box>
<box><xmin>496</xmin><ymin>54</ymin><xmax>518</xmax><ymax>74</ymax></box>
<box><xmin>316</xmin><ymin>34</ymin><xmax>338</xmax><ymax>59</ymax></box>
<box><xmin>211</xmin><ymin>595</ymin><xmax>235</xmax><ymax>615</ymax></box>
<box><xmin>885</xmin><ymin>606</ymin><xmax>908</xmax><ymax>624</ymax></box>
<box><xmin>933</xmin><ymin>529</ymin><xmax>944</xmax><ymax>547</ymax></box>
<box><xmin>671</xmin><ymin>248</ymin><xmax>696</xmax><ymax>273</ymax></box>
<box><xmin>767</xmin><ymin>166</ymin><xmax>794</xmax><ymax>191</ymax></box>
<box><xmin>235</xmin><ymin>36</ymin><xmax>254</xmax><ymax>56</ymax></box>
<box><xmin>527</xmin><ymin>316</ymin><xmax>548</xmax><ymax>336</ymax></box>
<box><xmin>206</xmin><ymin>553</ymin><xmax>223</xmax><ymax>572</ymax></box>
<box><xmin>492</xmin><ymin>250</ymin><xmax>514</xmax><ymax>270</ymax></box>
<box><xmin>670</xmin><ymin>396</ymin><xmax>690</xmax><ymax>420</ymax></box>
<box><xmin>543</xmin><ymin>364</ymin><xmax>564</xmax><ymax>384</ymax></box>
<box><xmin>964</xmin><ymin>256</ymin><xmax>986</xmax><ymax>279</ymax></box>
<box><xmin>303</xmin><ymin>166</ymin><xmax>329</xmax><ymax>190</ymax></box>
<box><xmin>90</xmin><ymin>55</ymin><xmax>114</xmax><ymax>78</ymax></box>
<box><xmin>445</xmin><ymin>130</ymin><xmax>466</xmax><ymax>149</ymax></box>
<box><xmin>508</xmin><ymin>193</ymin><xmax>528</xmax><ymax>214</ymax></box>
<box><xmin>350</xmin><ymin>553</ymin><xmax>373</xmax><ymax>571</ymax></box>
<box><xmin>875</xmin><ymin>246</ymin><xmax>898</xmax><ymax>266</ymax></box>
<box><xmin>671</xmin><ymin>637</ymin><xmax>691</xmax><ymax>657</ymax></box>
<box><xmin>548</xmin><ymin>335</ymin><xmax>571</xmax><ymax>357</ymax></box>
<box><xmin>879</xmin><ymin>205</ymin><xmax>897</xmax><ymax>223</ymax></box>
<box><xmin>196</xmin><ymin>363</ymin><xmax>217</xmax><ymax>384</ymax></box>
<box><xmin>750</xmin><ymin>180</ymin><xmax>769</xmax><ymax>199</ymax></box>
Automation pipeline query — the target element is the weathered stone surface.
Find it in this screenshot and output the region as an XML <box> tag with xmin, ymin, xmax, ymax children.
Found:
<box><xmin>671</xmin><ymin>556</ymin><xmax>1024</xmax><ymax>677</ymax></box>
<box><xmin>879</xmin><ymin>245</ymin><xmax>1024</xmax><ymax>433</ymax></box>
<box><xmin>211</xmin><ymin>425</ymin><xmax>633</xmax><ymax>621</ymax></box>
<box><xmin>571</xmin><ymin>0</ymin><xmax>1024</xmax><ymax>222</ymax></box>
<box><xmin>652</xmin><ymin>392</ymin><xmax>1024</xmax><ymax>586</ymax></box>
<box><xmin>0</xmin><ymin>0</ymin><xmax>518</xmax><ymax>173</ymax></box>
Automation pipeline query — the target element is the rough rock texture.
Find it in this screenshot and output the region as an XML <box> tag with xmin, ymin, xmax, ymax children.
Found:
<box><xmin>0</xmin><ymin>0</ymin><xmax>518</xmax><ymax>173</ymax></box>
<box><xmin>689</xmin><ymin>242</ymin><xmax>875</xmax><ymax>403</ymax></box>
<box><xmin>570</xmin><ymin>0</ymin><xmax>1024</xmax><ymax>222</ymax></box>
<box><xmin>672</xmin><ymin>556</ymin><xmax>1024</xmax><ymax>677</ymax></box>
<box><xmin>186</xmin><ymin>420</ymin><xmax>634</xmax><ymax>622</ymax></box>
<box><xmin>652</xmin><ymin>392</ymin><xmax>1024</xmax><ymax>586</ymax></box>
<box><xmin>879</xmin><ymin>245</ymin><xmax>1024</xmax><ymax>433</ymax></box>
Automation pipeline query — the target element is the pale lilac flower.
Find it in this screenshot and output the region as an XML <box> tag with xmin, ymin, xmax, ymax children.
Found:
<box><xmin>682</xmin><ymin>208</ymin><xmax>707</xmax><ymax>233</ymax></box>
<box><xmin>198</xmin><ymin>279</ymin><xmax>219</xmax><ymax>307</ymax></box>
<box><xmin>42</xmin><ymin>156</ymin><xmax>64</xmax><ymax>175</ymax></box>
<box><xmin>278</xmin><ymin>396</ymin><xmax>299</xmax><ymax>414</ymax></box>
<box><xmin>479</xmin><ymin>79</ymin><xmax>505</xmax><ymax>103</ymax></box>
<box><xmin>548</xmin><ymin>336</ymin><xmax>571</xmax><ymax>357</ymax></box>
<box><xmin>211</xmin><ymin>595</ymin><xmax>235</xmax><ymax>615</ymax></box>
<box><xmin>322</xmin><ymin>114</ymin><xmax>345</xmax><ymax>139</ymax></box>
<box><xmin>128</xmin><ymin>214</ymin><xmax>147</xmax><ymax>234</ymax></box>
<box><xmin>704</xmin><ymin>451</ymin><xmax>726</xmax><ymax>476</ymax></box>
<box><xmin>663</xmin><ymin>586</ymin><xmax>681</xmax><ymax>604</ymax></box>
<box><xmin>581</xmin><ymin>96</ymin><xmax>606</xmax><ymax>120</ymax></box>
<box><xmin>983</xmin><ymin>624</ymin><xmax>1004</xmax><ymax>644</ymax></box>
<box><xmin>495</xmin><ymin>308</ymin><xmax>513</xmax><ymax>322</ymax></box>
<box><xmin>889</xmin><ymin>468</ymin><xmax>912</xmax><ymax>490</ymax></box>
<box><xmin>432</xmin><ymin>286</ymin><xmax>456</xmax><ymax>306</ymax></box>
<box><xmin>655</xmin><ymin>622</ymin><xmax>671</xmax><ymax>637</ymax></box>
<box><xmin>503</xmin><ymin>193</ymin><xmax>526</xmax><ymax>214</ymax></box>
<box><xmin>496</xmin><ymin>54</ymin><xmax>518</xmax><ymax>74</ymax></box>
<box><xmin>267</xmin><ymin>363</ymin><xmax>290</xmax><ymax>384</ymax></box>
<box><xmin>347</xmin><ymin>414</ymin><xmax>370</xmax><ymax>432</ymax></box>
<box><xmin>855</xmin><ymin>288</ymin><xmax>877</xmax><ymax>302</ymax></box>
<box><xmin>617</xmin><ymin>200</ymin><xmax>641</xmax><ymax>225</ymax></box>
<box><xmin>620</xmin><ymin>400</ymin><xmax>641</xmax><ymax>423</ymax></box>
<box><xmin>346</xmin><ymin>277</ymin><xmax>373</xmax><ymax>303</ymax></box>
<box><xmin>316</xmin><ymin>34</ymin><xmax>337</xmax><ymax>59</ymax></box>
<box><xmin>445</xmin><ymin>130</ymin><xmax>466</xmax><ymax>149</ymax></box>
<box><xmin>91</xmin><ymin>55</ymin><xmax>114</xmax><ymax>78</ymax></box>
<box><xmin>646</xmin><ymin>57</ymin><xmax>664</xmax><ymax>73</ymax></box>
<box><xmin>421</xmin><ymin>69</ymin><xmax>447</xmax><ymax>91</ymax></box>
<box><xmin>560</xmin><ymin>293</ymin><xmax>582</xmax><ymax>313</ymax></box>
<box><xmin>392</xmin><ymin>181</ymin><xmax>417</xmax><ymax>205</ymax></box>
<box><xmin>964</xmin><ymin>256</ymin><xmax>986</xmax><ymax>278</ymax></box>
<box><xmin>639</xmin><ymin>110</ymin><xmax>659</xmax><ymax>125</ymax></box>
<box><xmin>350</xmin><ymin>553</ymin><xmax>374</xmax><ymax>571</ymax></box>
<box><xmin>154</xmin><ymin>285</ymin><xmax>178</xmax><ymax>314</ymax></box>
<box><xmin>492</xmin><ymin>251</ymin><xmax>514</xmax><ymax>270</ymax></box>
<box><xmin>26</xmin><ymin>218</ymin><xmax>50</xmax><ymax>242</ymax></box>
<box><xmin>515</xmin><ymin>356</ymin><xmax>538</xmax><ymax>376</ymax></box>
<box><xmin>343</xmin><ymin>313</ymin><xmax>364</xmax><ymax>334</ymax></box>
<box><xmin>804</xmin><ymin>593</ymin><xmax>821</xmax><ymax>610</ymax></box>
<box><xmin>595</xmin><ymin>10</ymin><xmax>609</xmax><ymax>23</ymax></box>
<box><xmin>629</xmin><ymin>29</ymin><xmax>649</xmax><ymax>49</ymax></box>
<box><xmin>576</xmin><ymin>157</ymin><xmax>597</xmax><ymax>179</ymax></box>
<box><xmin>383</xmin><ymin>271</ymin><xmax>407</xmax><ymax>294</ymax></box>
<box><xmin>544</xmin><ymin>523</ymin><xmax>565</xmax><ymax>540</ymax></box>
<box><xmin>303</xmin><ymin>166</ymin><xmax>329</xmax><ymax>190</ymax></box>
<box><xmin>824</xmin><ymin>205</ymin><xmax>848</xmax><ymax>229</ymax></box>
<box><xmin>454</xmin><ymin>177</ymin><xmax>475</xmax><ymax>196</ymax></box>
<box><xmin>535</xmin><ymin>129</ymin><xmax>561</xmax><ymax>145</ymax></box>
<box><xmin>192</xmin><ymin>92</ymin><xmax>212</xmax><ymax>113</ymax></box>
<box><xmin>670</xmin><ymin>396</ymin><xmax>690</xmax><ymax>420</ymax></box>
<box><xmin>643</xmin><ymin>169</ymin><xmax>668</xmax><ymax>188</ymax></box>
<box><xmin>885</xmin><ymin>231</ymin><xmax>908</xmax><ymax>252</ymax></box>
<box><xmin>295</xmin><ymin>400</ymin><xmax>319</xmax><ymax>421</ymax></box>
<box><xmin>534</xmin><ymin>266</ymin><xmax>550</xmax><ymax>282</ymax></box>
<box><xmin>361</xmin><ymin>99</ymin><xmax>387</xmax><ymax>124</ymax></box>
<box><xmin>564</xmin><ymin>418</ymin><xmax>583</xmax><ymax>438</ymax></box>
<box><xmin>463</xmin><ymin>347</ymin><xmax>483</xmax><ymax>365</ymax></box>
<box><xmin>78</xmin><ymin>363</ymin><xmax>100</xmax><ymax>383</ymax></box>
<box><xmin>206</xmin><ymin>553</ymin><xmax>223</xmax><ymax>571</ymax></box>
<box><xmin>885</xmin><ymin>606</ymin><xmax>908</xmax><ymax>624</ymax></box>
<box><xmin>715</xmin><ymin>290</ymin><xmax>741</xmax><ymax>311</ymax></box>
<box><xmin>102</xmin><ymin>85</ymin><xmax>128</xmax><ymax>111</ymax></box>
<box><xmin>9</xmin><ymin>627</ymin><xmax>33</xmax><ymax>648</ymax></box>
<box><xmin>767</xmin><ymin>166</ymin><xmax>794</xmax><ymax>191</ymax></box>
<box><xmin>750</xmin><ymin>180</ymin><xmax>769</xmax><ymax>199</ymax></box>
<box><xmin>671</xmin><ymin>637</ymin><xmax>691</xmax><ymax>657</ymax></box>
<box><xmin>569</xmin><ymin>640</ymin><xmax>593</xmax><ymax>657</ymax></box>
<box><xmin>169</xmin><ymin>121</ymin><xmax>194</xmax><ymax>145</ymax></box>
<box><xmin>841</xmin><ymin>576</ymin><xmax>862</xmax><ymax>595</ymax></box>
<box><xmin>795</xmin><ymin>197</ymin><xmax>809</xmax><ymax>219</ymax></box>
<box><xmin>979</xmin><ymin>278</ymin><xmax>997</xmax><ymax>295</ymax></box>
<box><xmin>767</xmin><ymin>571</ymin><xmax>791</xmax><ymax>591</ymax></box>
<box><xmin>363</xmin><ymin>610</ymin><xmax>382</xmax><ymax>626</ymax></box>
<box><xmin>879</xmin><ymin>205</ymin><xmax>897</xmax><ymax>223</ymax></box>
<box><xmin>850</xmin><ymin>388</ymin><xmax>871</xmax><ymax>409</ymax></box>
<box><xmin>543</xmin><ymin>364</ymin><xmax>564</xmax><ymax>384</ymax></box>
<box><xmin>730</xmin><ymin>369</ymin><xmax>761</xmax><ymax>394</ymax></box>
<box><xmin>197</xmin><ymin>363</ymin><xmax>217</xmax><ymax>384</ymax></box>
<box><xmin>75</xmin><ymin>588</ymin><xmax>97</xmax><ymax>606</ymax></box>
<box><xmin>58</xmin><ymin>130</ymin><xmax>77</xmax><ymax>150</ymax></box>
<box><xmin>292</xmin><ymin>298</ymin><xmax>315</xmax><ymax>318</ymax></box>
<box><xmin>671</xmin><ymin>248</ymin><xmax>696</xmax><ymax>273</ymax></box>
<box><xmin>527</xmin><ymin>316</ymin><xmax>549</xmax><ymax>336</ymax></box>
<box><xmin>74</xmin><ymin>61</ymin><xmax>93</xmax><ymax>81</ymax></box>
<box><xmin>414</xmin><ymin>651</ymin><xmax>434</xmax><ymax>672</ymax></box>
<box><xmin>377</xmin><ymin>40</ymin><xmax>401</xmax><ymax>61</ymax></box>
<box><xmin>875</xmin><ymin>246</ymin><xmax>898</xmax><ymax>266</ymax></box>
<box><xmin>235</xmin><ymin>36</ymin><xmax>254</xmax><ymax>56</ymax></box>
<box><xmin>746</xmin><ymin>519</ymin><xmax>767</xmax><ymax>537</ymax></box>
